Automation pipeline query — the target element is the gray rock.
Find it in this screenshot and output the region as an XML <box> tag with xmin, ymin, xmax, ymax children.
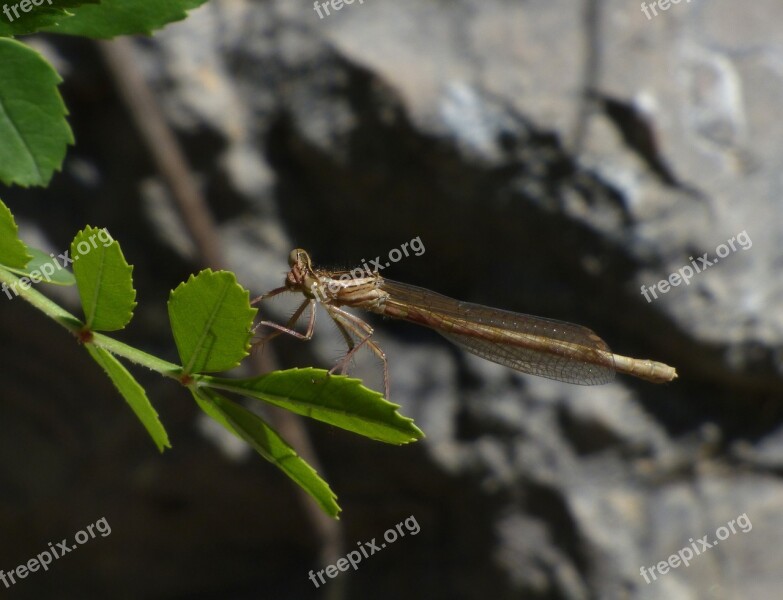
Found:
<box><xmin>1</xmin><ymin>0</ymin><xmax>781</xmax><ymax>598</ymax></box>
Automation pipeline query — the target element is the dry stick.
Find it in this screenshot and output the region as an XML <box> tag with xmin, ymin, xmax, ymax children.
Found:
<box><xmin>98</xmin><ymin>39</ymin><xmax>224</xmax><ymax>269</ymax></box>
<box><xmin>96</xmin><ymin>39</ymin><xmax>346</xmax><ymax>595</ymax></box>
<box><xmin>570</xmin><ymin>0</ymin><xmax>602</xmax><ymax>155</ymax></box>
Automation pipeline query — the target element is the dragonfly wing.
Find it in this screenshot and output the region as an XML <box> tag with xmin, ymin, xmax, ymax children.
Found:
<box><xmin>380</xmin><ymin>279</ymin><xmax>616</xmax><ymax>385</ymax></box>
<box><xmin>438</xmin><ymin>330</ymin><xmax>615</xmax><ymax>385</ymax></box>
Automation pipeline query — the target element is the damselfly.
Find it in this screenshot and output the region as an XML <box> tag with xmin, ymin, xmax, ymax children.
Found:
<box><xmin>252</xmin><ymin>249</ymin><xmax>677</xmax><ymax>398</ymax></box>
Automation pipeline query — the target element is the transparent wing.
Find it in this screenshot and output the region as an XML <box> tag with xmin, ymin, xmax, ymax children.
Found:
<box><xmin>379</xmin><ymin>279</ymin><xmax>615</xmax><ymax>385</ymax></box>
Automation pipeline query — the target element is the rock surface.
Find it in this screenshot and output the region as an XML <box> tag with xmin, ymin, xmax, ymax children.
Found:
<box><xmin>1</xmin><ymin>1</ymin><xmax>781</xmax><ymax>598</ymax></box>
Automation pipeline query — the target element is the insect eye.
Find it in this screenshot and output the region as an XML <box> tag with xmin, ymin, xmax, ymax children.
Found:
<box><xmin>288</xmin><ymin>249</ymin><xmax>302</xmax><ymax>267</ymax></box>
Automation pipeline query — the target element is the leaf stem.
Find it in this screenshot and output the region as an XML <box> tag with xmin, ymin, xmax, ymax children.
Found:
<box><xmin>0</xmin><ymin>265</ymin><xmax>182</xmax><ymax>378</ymax></box>
<box><xmin>0</xmin><ymin>265</ymin><xmax>81</xmax><ymax>328</ymax></box>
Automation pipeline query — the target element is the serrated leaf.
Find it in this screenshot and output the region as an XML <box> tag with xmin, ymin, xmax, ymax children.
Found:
<box><xmin>4</xmin><ymin>246</ymin><xmax>76</xmax><ymax>286</ymax></box>
<box><xmin>43</xmin><ymin>0</ymin><xmax>209</xmax><ymax>38</ymax></box>
<box><xmin>0</xmin><ymin>0</ymin><xmax>99</xmax><ymax>37</ymax></box>
<box><xmin>86</xmin><ymin>345</ymin><xmax>170</xmax><ymax>452</ymax></box>
<box><xmin>71</xmin><ymin>226</ymin><xmax>136</xmax><ymax>331</ymax></box>
<box><xmin>0</xmin><ymin>199</ymin><xmax>74</xmax><ymax>285</ymax></box>
<box><xmin>0</xmin><ymin>39</ymin><xmax>73</xmax><ymax>187</ymax></box>
<box><xmin>0</xmin><ymin>197</ymin><xmax>32</xmax><ymax>268</ymax></box>
<box><xmin>168</xmin><ymin>270</ymin><xmax>256</xmax><ymax>375</ymax></box>
<box><xmin>208</xmin><ymin>368</ymin><xmax>424</xmax><ymax>445</ymax></box>
<box><xmin>192</xmin><ymin>387</ymin><xmax>340</xmax><ymax>518</ymax></box>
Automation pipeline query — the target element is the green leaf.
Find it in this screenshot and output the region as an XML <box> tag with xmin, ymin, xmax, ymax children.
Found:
<box><xmin>205</xmin><ymin>368</ymin><xmax>424</xmax><ymax>445</ymax></box>
<box><xmin>0</xmin><ymin>197</ymin><xmax>32</xmax><ymax>268</ymax></box>
<box><xmin>0</xmin><ymin>38</ymin><xmax>73</xmax><ymax>187</ymax></box>
<box><xmin>5</xmin><ymin>246</ymin><xmax>76</xmax><ymax>286</ymax></box>
<box><xmin>86</xmin><ymin>345</ymin><xmax>170</xmax><ymax>452</ymax></box>
<box><xmin>43</xmin><ymin>0</ymin><xmax>209</xmax><ymax>38</ymax></box>
<box><xmin>0</xmin><ymin>0</ymin><xmax>99</xmax><ymax>37</ymax></box>
<box><xmin>192</xmin><ymin>387</ymin><xmax>340</xmax><ymax>518</ymax></box>
<box><xmin>168</xmin><ymin>270</ymin><xmax>256</xmax><ymax>375</ymax></box>
<box><xmin>0</xmin><ymin>199</ymin><xmax>74</xmax><ymax>285</ymax></box>
<box><xmin>71</xmin><ymin>225</ymin><xmax>136</xmax><ymax>331</ymax></box>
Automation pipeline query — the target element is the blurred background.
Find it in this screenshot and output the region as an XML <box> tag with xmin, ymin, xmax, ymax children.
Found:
<box><xmin>1</xmin><ymin>0</ymin><xmax>782</xmax><ymax>598</ymax></box>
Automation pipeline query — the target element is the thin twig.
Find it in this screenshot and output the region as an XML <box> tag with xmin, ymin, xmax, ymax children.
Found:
<box><xmin>96</xmin><ymin>38</ymin><xmax>345</xmax><ymax>596</ymax></box>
